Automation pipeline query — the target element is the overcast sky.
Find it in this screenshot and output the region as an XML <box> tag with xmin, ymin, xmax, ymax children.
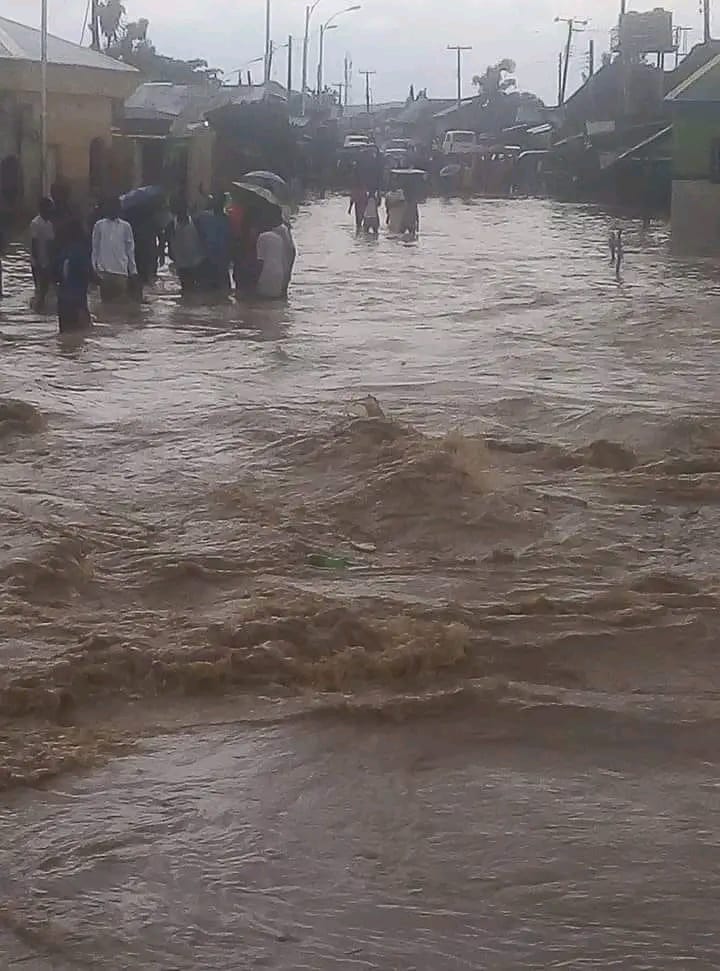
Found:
<box><xmin>3</xmin><ymin>0</ymin><xmax>709</xmax><ymax>103</ymax></box>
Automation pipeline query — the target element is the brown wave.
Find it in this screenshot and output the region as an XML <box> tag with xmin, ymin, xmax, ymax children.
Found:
<box><xmin>0</xmin><ymin>397</ymin><xmax>44</xmax><ymax>439</ymax></box>
<box><xmin>0</xmin><ymin>601</ymin><xmax>477</xmax><ymax>721</ymax></box>
<box><xmin>0</xmin><ymin>724</ymin><xmax>130</xmax><ymax>791</ymax></box>
<box><xmin>9</xmin><ymin>573</ymin><xmax>709</xmax><ymax>725</ymax></box>
<box><xmin>543</xmin><ymin>438</ymin><xmax>639</xmax><ymax>472</ymax></box>
<box><xmin>3</xmin><ymin>574</ymin><xmax>719</xmax><ymax>790</ymax></box>
<box><xmin>639</xmin><ymin>452</ymin><xmax>720</xmax><ymax>477</ymax></box>
<box><xmin>275</xmin><ymin>415</ymin><xmax>551</xmax><ymax>551</ymax></box>
<box><xmin>0</xmin><ymin>537</ymin><xmax>92</xmax><ymax>601</ymax></box>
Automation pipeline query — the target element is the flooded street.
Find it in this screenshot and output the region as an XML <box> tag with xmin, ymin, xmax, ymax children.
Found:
<box><xmin>3</xmin><ymin>196</ymin><xmax>720</xmax><ymax>968</ymax></box>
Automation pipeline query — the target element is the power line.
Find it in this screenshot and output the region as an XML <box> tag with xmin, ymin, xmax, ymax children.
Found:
<box><xmin>555</xmin><ymin>16</ymin><xmax>588</xmax><ymax>104</ymax></box>
<box><xmin>447</xmin><ymin>44</ymin><xmax>472</xmax><ymax>109</ymax></box>
<box><xmin>358</xmin><ymin>69</ymin><xmax>376</xmax><ymax>113</ymax></box>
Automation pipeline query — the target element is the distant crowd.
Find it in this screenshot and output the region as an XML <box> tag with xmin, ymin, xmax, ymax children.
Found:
<box><xmin>16</xmin><ymin>181</ymin><xmax>296</xmax><ymax>335</ymax></box>
<box><xmin>348</xmin><ymin>182</ymin><xmax>420</xmax><ymax>238</ymax></box>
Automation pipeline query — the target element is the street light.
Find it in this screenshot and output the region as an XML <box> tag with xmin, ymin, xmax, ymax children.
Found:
<box><xmin>317</xmin><ymin>5</ymin><xmax>360</xmax><ymax>94</ymax></box>
<box><xmin>316</xmin><ymin>24</ymin><xmax>337</xmax><ymax>93</ymax></box>
<box><xmin>301</xmin><ymin>0</ymin><xmax>323</xmax><ymax>115</ymax></box>
<box><xmin>263</xmin><ymin>0</ymin><xmax>271</xmax><ymax>82</ymax></box>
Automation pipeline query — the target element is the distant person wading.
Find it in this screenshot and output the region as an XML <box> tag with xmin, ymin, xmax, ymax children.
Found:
<box><xmin>55</xmin><ymin>219</ymin><xmax>92</xmax><ymax>334</ymax></box>
<box><xmin>29</xmin><ymin>197</ymin><xmax>55</xmax><ymax>311</ymax></box>
<box><xmin>168</xmin><ymin>202</ymin><xmax>204</xmax><ymax>294</ymax></box>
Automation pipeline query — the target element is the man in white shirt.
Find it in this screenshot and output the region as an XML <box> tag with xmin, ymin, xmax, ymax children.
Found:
<box><xmin>255</xmin><ymin>213</ymin><xmax>296</xmax><ymax>300</ymax></box>
<box><xmin>29</xmin><ymin>197</ymin><xmax>55</xmax><ymax>311</ymax></box>
<box><xmin>91</xmin><ymin>197</ymin><xmax>138</xmax><ymax>302</ymax></box>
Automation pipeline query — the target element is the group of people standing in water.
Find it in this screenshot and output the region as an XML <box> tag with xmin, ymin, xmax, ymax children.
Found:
<box><xmin>23</xmin><ymin>182</ymin><xmax>296</xmax><ymax>334</ymax></box>
<box><xmin>348</xmin><ymin>183</ymin><xmax>420</xmax><ymax>238</ymax></box>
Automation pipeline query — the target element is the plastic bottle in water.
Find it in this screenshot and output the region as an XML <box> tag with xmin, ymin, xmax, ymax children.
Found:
<box><xmin>306</xmin><ymin>553</ymin><xmax>352</xmax><ymax>569</ymax></box>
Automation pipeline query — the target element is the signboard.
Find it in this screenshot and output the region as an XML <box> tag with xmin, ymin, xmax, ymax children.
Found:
<box><xmin>618</xmin><ymin>8</ymin><xmax>674</xmax><ymax>55</ymax></box>
<box><xmin>586</xmin><ymin>120</ymin><xmax>616</xmax><ymax>136</ymax></box>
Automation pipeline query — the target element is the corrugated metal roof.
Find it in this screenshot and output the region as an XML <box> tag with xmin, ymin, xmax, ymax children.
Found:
<box><xmin>343</xmin><ymin>102</ymin><xmax>403</xmax><ymax>118</ymax></box>
<box><xmin>613</xmin><ymin>125</ymin><xmax>672</xmax><ymax>163</ymax></box>
<box><xmin>432</xmin><ymin>98</ymin><xmax>478</xmax><ymax>120</ymax></box>
<box><xmin>396</xmin><ymin>98</ymin><xmax>454</xmax><ymax>125</ymax></box>
<box><xmin>125</xmin><ymin>81</ymin><xmax>286</xmax><ymax>121</ymax></box>
<box><xmin>0</xmin><ymin>15</ymin><xmax>137</xmax><ymax>71</ymax></box>
<box><xmin>665</xmin><ymin>52</ymin><xmax>720</xmax><ymax>102</ymax></box>
<box><xmin>125</xmin><ymin>83</ymin><xmax>208</xmax><ymax>116</ymax></box>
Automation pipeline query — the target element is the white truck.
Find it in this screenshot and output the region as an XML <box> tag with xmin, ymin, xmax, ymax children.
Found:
<box><xmin>441</xmin><ymin>131</ymin><xmax>478</xmax><ymax>156</ymax></box>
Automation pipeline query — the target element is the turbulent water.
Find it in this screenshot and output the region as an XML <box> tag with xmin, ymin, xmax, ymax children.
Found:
<box><xmin>2</xmin><ymin>197</ymin><xmax>720</xmax><ymax>968</ymax></box>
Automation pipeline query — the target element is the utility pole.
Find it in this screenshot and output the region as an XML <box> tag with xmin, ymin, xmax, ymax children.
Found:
<box><xmin>264</xmin><ymin>0</ymin><xmax>272</xmax><ymax>82</ymax></box>
<box><xmin>90</xmin><ymin>0</ymin><xmax>101</xmax><ymax>50</ymax></box>
<box><xmin>344</xmin><ymin>53</ymin><xmax>351</xmax><ymax>106</ymax></box>
<box><xmin>41</xmin><ymin>0</ymin><xmax>48</xmax><ymax>195</ymax></box>
<box><xmin>557</xmin><ymin>51</ymin><xmax>563</xmax><ymax>105</ymax></box>
<box><xmin>287</xmin><ymin>36</ymin><xmax>293</xmax><ymax>95</ymax></box>
<box><xmin>588</xmin><ymin>38</ymin><xmax>595</xmax><ymax>77</ymax></box>
<box><xmin>359</xmin><ymin>69</ymin><xmax>375</xmax><ymax>114</ymax></box>
<box><xmin>555</xmin><ymin>16</ymin><xmax>588</xmax><ymax>105</ymax></box>
<box><xmin>447</xmin><ymin>44</ymin><xmax>472</xmax><ymax>109</ymax></box>
<box><xmin>317</xmin><ymin>24</ymin><xmax>332</xmax><ymax>94</ymax></box>
<box><xmin>301</xmin><ymin>5</ymin><xmax>312</xmax><ymax>114</ymax></box>
<box><xmin>704</xmin><ymin>0</ymin><xmax>712</xmax><ymax>44</ymax></box>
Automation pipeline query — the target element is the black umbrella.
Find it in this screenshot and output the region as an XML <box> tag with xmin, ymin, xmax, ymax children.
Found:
<box><xmin>120</xmin><ymin>185</ymin><xmax>165</xmax><ymax>212</ymax></box>
<box><xmin>243</xmin><ymin>170</ymin><xmax>289</xmax><ymax>202</ymax></box>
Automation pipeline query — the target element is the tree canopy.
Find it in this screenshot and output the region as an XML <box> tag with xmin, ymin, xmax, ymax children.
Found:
<box><xmin>95</xmin><ymin>2</ymin><xmax>221</xmax><ymax>84</ymax></box>
<box><xmin>472</xmin><ymin>59</ymin><xmax>517</xmax><ymax>102</ymax></box>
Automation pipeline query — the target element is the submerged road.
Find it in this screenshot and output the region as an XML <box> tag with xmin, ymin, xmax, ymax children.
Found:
<box><xmin>2</xmin><ymin>197</ymin><xmax>720</xmax><ymax>968</ymax></box>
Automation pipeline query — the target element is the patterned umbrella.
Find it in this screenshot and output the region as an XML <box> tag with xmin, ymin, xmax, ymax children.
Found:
<box><xmin>230</xmin><ymin>181</ymin><xmax>283</xmax><ymax>218</ymax></box>
<box><xmin>242</xmin><ymin>171</ymin><xmax>289</xmax><ymax>202</ymax></box>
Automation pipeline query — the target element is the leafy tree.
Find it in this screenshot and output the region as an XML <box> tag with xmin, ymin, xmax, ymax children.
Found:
<box><xmin>472</xmin><ymin>59</ymin><xmax>517</xmax><ymax>102</ymax></box>
<box><xmin>95</xmin><ymin>4</ymin><xmax>221</xmax><ymax>84</ymax></box>
<box><xmin>97</xmin><ymin>0</ymin><xmax>125</xmax><ymax>47</ymax></box>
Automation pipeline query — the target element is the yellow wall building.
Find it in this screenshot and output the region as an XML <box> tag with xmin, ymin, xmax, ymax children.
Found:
<box><xmin>0</xmin><ymin>15</ymin><xmax>138</xmax><ymax>212</ymax></box>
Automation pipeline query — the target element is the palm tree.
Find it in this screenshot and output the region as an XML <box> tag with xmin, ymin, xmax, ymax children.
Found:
<box><xmin>472</xmin><ymin>59</ymin><xmax>517</xmax><ymax>102</ymax></box>
<box><xmin>97</xmin><ymin>0</ymin><xmax>125</xmax><ymax>48</ymax></box>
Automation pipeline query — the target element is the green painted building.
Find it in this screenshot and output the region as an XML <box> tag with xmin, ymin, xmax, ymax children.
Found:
<box><xmin>666</xmin><ymin>53</ymin><xmax>720</xmax><ymax>253</ymax></box>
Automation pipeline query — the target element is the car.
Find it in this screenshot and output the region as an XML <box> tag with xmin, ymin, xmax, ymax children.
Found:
<box><xmin>441</xmin><ymin>130</ymin><xmax>478</xmax><ymax>156</ymax></box>
<box><xmin>383</xmin><ymin>147</ymin><xmax>410</xmax><ymax>168</ymax></box>
<box><xmin>385</xmin><ymin>138</ymin><xmax>416</xmax><ymax>153</ymax></box>
<box><xmin>343</xmin><ymin>133</ymin><xmax>373</xmax><ymax>149</ymax></box>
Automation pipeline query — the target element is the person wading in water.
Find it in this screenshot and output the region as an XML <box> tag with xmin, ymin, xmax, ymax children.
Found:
<box><xmin>55</xmin><ymin>218</ymin><xmax>92</xmax><ymax>334</ymax></box>
<box><xmin>91</xmin><ymin>197</ymin><xmax>138</xmax><ymax>303</ymax></box>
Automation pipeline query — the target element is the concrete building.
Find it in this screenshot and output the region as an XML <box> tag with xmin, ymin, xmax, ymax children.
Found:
<box><xmin>117</xmin><ymin>83</ymin><xmax>221</xmax><ymax>205</ymax></box>
<box><xmin>666</xmin><ymin>52</ymin><xmax>720</xmax><ymax>253</ymax></box>
<box><xmin>0</xmin><ymin>15</ymin><xmax>138</xmax><ymax>212</ymax></box>
<box><xmin>116</xmin><ymin>81</ymin><xmax>290</xmax><ymax>204</ymax></box>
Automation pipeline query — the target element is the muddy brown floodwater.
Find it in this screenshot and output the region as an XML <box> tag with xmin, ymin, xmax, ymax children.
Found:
<box><xmin>2</xmin><ymin>197</ymin><xmax>720</xmax><ymax>969</ymax></box>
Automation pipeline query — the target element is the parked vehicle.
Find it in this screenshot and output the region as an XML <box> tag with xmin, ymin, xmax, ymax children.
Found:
<box><xmin>383</xmin><ymin>147</ymin><xmax>411</xmax><ymax>169</ymax></box>
<box><xmin>343</xmin><ymin>132</ymin><xmax>374</xmax><ymax>149</ymax></box>
<box><xmin>441</xmin><ymin>131</ymin><xmax>478</xmax><ymax>156</ymax></box>
<box><xmin>385</xmin><ymin>138</ymin><xmax>416</xmax><ymax>153</ymax></box>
